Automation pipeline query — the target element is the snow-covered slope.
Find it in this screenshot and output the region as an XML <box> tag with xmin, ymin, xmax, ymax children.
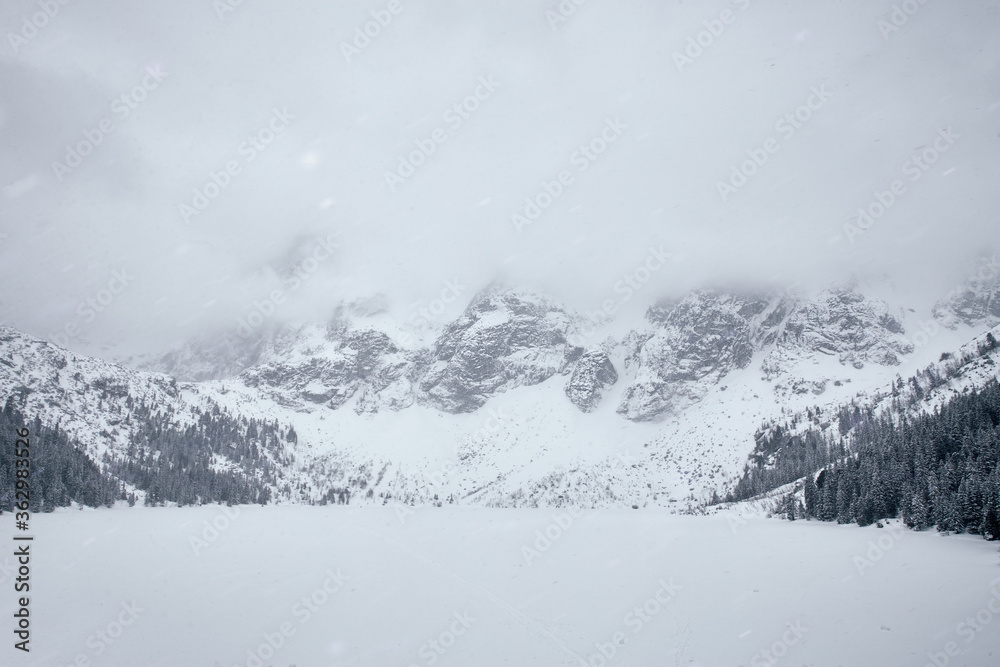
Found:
<box><xmin>4</xmin><ymin>272</ymin><xmax>1000</xmax><ymax>509</ymax></box>
<box><xmin>0</xmin><ymin>326</ymin><xmax>184</xmax><ymax>462</ymax></box>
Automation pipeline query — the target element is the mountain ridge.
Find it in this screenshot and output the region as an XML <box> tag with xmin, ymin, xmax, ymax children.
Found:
<box><xmin>3</xmin><ymin>268</ymin><xmax>999</xmax><ymax>510</ymax></box>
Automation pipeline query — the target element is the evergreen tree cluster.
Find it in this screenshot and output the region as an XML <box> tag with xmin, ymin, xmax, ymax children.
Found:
<box><xmin>0</xmin><ymin>398</ymin><xmax>122</xmax><ymax>512</ymax></box>
<box><xmin>105</xmin><ymin>398</ymin><xmax>289</xmax><ymax>507</ymax></box>
<box><xmin>726</xmin><ymin>422</ymin><xmax>842</xmax><ymax>503</ymax></box>
<box><xmin>726</xmin><ymin>379</ymin><xmax>1000</xmax><ymax>540</ymax></box>
<box><xmin>318</xmin><ymin>486</ymin><xmax>352</xmax><ymax>505</ymax></box>
<box><xmin>1</xmin><ymin>393</ymin><xmax>298</xmax><ymax>510</ymax></box>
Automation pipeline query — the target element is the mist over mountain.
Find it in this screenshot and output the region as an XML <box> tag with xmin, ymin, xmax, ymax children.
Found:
<box><xmin>4</xmin><ymin>5</ymin><xmax>1000</xmax><ymax>664</ymax></box>
<box><xmin>3</xmin><ymin>263</ymin><xmax>998</xmax><ymax>512</ymax></box>
<box><xmin>1</xmin><ymin>0</ymin><xmax>998</xmax><ymax>361</ymax></box>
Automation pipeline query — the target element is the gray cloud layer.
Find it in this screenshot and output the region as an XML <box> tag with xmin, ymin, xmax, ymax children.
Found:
<box><xmin>1</xmin><ymin>0</ymin><xmax>998</xmax><ymax>356</ymax></box>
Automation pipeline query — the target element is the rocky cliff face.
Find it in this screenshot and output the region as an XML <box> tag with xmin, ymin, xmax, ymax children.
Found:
<box><xmin>239</xmin><ymin>326</ymin><xmax>415</xmax><ymax>413</ymax></box>
<box><xmin>223</xmin><ymin>290</ymin><xmax>584</xmax><ymax>415</ymax></box>
<box><xmin>615</xmin><ymin>287</ymin><xmax>913</xmax><ymax>420</ymax></box>
<box><xmin>564</xmin><ymin>348</ymin><xmax>618</xmax><ymax>412</ymax></box>
<box><xmin>418</xmin><ymin>291</ymin><xmax>577</xmax><ymax>413</ymax></box>
<box><xmin>761</xmin><ymin>288</ymin><xmax>911</xmax><ymax>370</ymax></box>
<box><xmin>125</xmin><ymin>283</ymin><xmax>934</xmax><ymax>424</ymax></box>
<box><xmin>759</xmin><ymin>287</ymin><xmax>913</xmax><ymax>397</ymax></box>
<box><xmin>932</xmin><ymin>256</ymin><xmax>1000</xmax><ymax>329</ymax></box>
<box><xmin>617</xmin><ymin>291</ymin><xmax>770</xmax><ymax>420</ymax></box>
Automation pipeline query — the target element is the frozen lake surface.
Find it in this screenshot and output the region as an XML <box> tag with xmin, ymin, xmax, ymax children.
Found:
<box><xmin>4</xmin><ymin>506</ymin><xmax>1000</xmax><ymax>666</ymax></box>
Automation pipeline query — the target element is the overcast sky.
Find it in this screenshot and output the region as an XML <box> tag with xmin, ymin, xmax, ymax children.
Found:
<box><xmin>1</xmin><ymin>0</ymin><xmax>998</xmax><ymax>357</ymax></box>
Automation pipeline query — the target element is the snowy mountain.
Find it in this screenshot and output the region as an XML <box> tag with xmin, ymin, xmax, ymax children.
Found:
<box><xmin>0</xmin><ymin>326</ymin><xmax>184</xmax><ymax>460</ymax></box>
<box><xmin>932</xmin><ymin>256</ymin><xmax>1000</xmax><ymax>330</ymax></box>
<box><xmin>617</xmin><ymin>285</ymin><xmax>913</xmax><ymax>420</ymax></box>
<box><xmin>141</xmin><ymin>283</ymin><xmax>920</xmax><ymax>419</ymax></box>
<box><xmin>4</xmin><ymin>273</ymin><xmax>1000</xmax><ymax>509</ymax></box>
<box><xmin>0</xmin><ymin>326</ymin><xmax>299</xmax><ymax>506</ymax></box>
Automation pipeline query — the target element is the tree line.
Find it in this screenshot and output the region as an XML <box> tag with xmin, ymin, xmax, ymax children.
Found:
<box><xmin>0</xmin><ymin>399</ymin><xmax>121</xmax><ymax>512</ymax></box>
<box><xmin>0</xmin><ymin>395</ymin><xmax>297</xmax><ymax>512</ymax></box>
<box><xmin>723</xmin><ymin>334</ymin><xmax>1000</xmax><ymax>540</ymax></box>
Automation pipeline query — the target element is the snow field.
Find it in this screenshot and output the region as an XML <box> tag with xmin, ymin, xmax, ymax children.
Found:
<box><xmin>2</xmin><ymin>506</ymin><xmax>999</xmax><ymax>666</ymax></box>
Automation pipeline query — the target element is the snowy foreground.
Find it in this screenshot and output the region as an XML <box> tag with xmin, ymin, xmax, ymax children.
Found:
<box><xmin>4</xmin><ymin>507</ymin><xmax>1000</xmax><ymax>667</ymax></box>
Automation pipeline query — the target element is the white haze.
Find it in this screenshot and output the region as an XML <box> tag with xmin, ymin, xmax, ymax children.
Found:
<box><xmin>0</xmin><ymin>0</ymin><xmax>998</xmax><ymax>357</ymax></box>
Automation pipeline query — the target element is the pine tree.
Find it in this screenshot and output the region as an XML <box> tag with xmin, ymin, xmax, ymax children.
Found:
<box><xmin>911</xmin><ymin>489</ymin><xmax>931</xmax><ymax>531</ymax></box>
<box><xmin>821</xmin><ymin>472</ymin><xmax>838</xmax><ymax>521</ymax></box>
<box><xmin>836</xmin><ymin>473</ymin><xmax>853</xmax><ymax>524</ymax></box>
<box><xmin>803</xmin><ymin>474</ymin><xmax>819</xmax><ymax>518</ymax></box>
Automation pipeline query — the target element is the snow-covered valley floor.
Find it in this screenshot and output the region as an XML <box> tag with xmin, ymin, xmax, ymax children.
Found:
<box><xmin>4</xmin><ymin>506</ymin><xmax>1000</xmax><ymax>667</ymax></box>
